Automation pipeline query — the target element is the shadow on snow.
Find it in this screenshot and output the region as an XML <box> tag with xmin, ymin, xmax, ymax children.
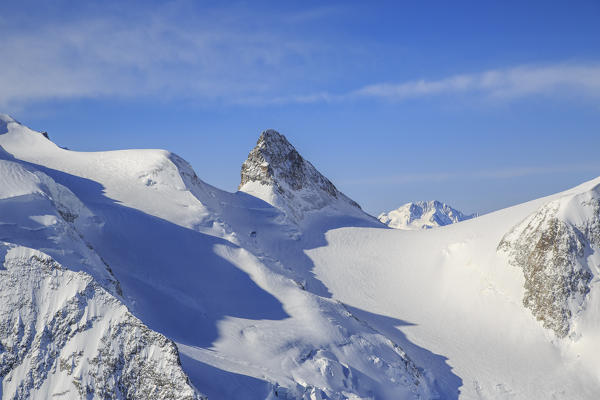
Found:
<box><xmin>0</xmin><ymin>157</ymin><xmax>288</xmax><ymax>348</ymax></box>
<box><xmin>0</xmin><ymin>150</ymin><xmax>463</xmax><ymax>399</ymax></box>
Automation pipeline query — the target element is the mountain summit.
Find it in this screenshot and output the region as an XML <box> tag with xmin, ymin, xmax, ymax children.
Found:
<box><xmin>239</xmin><ymin>129</ymin><xmax>361</xmax><ymax>221</ymax></box>
<box><xmin>379</xmin><ymin>200</ymin><xmax>476</xmax><ymax>230</ymax></box>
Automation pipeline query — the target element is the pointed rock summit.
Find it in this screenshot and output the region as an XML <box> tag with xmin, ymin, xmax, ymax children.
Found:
<box><xmin>239</xmin><ymin>129</ymin><xmax>361</xmax><ymax>221</ymax></box>
<box><xmin>240</xmin><ymin>129</ymin><xmax>341</xmax><ymax>197</ymax></box>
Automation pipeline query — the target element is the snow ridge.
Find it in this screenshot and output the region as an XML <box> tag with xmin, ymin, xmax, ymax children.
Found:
<box><xmin>0</xmin><ymin>114</ymin><xmax>17</xmax><ymax>135</ymax></box>
<box><xmin>0</xmin><ymin>121</ymin><xmax>202</xmax><ymax>398</ymax></box>
<box><xmin>0</xmin><ymin>158</ymin><xmax>120</xmax><ymax>295</ymax></box>
<box><xmin>378</xmin><ymin>200</ymin><xmax>475</xmax><ymax>230</ymax></box>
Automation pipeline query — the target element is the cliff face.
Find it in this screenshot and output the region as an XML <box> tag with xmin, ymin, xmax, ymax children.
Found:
<box><xmin>498</xmin><ymin>186</ymin><xmax>600</xmax><ymax>338</ymax></box>
<box><xmin>0</xmin><ymin>245</ymin><xmax>201</xmax><ymax>400</ymax></box>
<box><xmin>239</xmin><ymin>130</ymin><xmax>361</xmax><ymax>221</ymax></box>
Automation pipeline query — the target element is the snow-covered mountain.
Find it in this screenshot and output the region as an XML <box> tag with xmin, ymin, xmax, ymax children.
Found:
<box><xmin>378</xmin><ymin>200</ymin><xmax>476</xmax><ymax>230</ymax></box>
<box><xmin>0</xmin><ymin>116</ymin><xmax>430</xmax><ymax>399</ymax></box>
<box><xmin>1</xmin><ymin>114</ymin><xmax>600</xmax><ymax>399</ymax></box>
<box><xmin>239</xmin><ymin>129</ymin><xmax>364</xmax><ymax>223</ymax></box>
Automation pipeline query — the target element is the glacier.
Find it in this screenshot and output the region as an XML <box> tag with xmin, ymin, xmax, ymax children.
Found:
<box><xmin>1</xmin><ymin>116</ymin><xmax>600</xmax><ymax>399</ymax></box>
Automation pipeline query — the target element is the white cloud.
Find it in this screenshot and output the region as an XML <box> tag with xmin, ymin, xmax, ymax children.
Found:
<box><xmin>230</xmin><ymin>63</ymin><xmax>600</xmax><ymax>106</ymax></box>
<box><xmin>0</xmin><ymin>4</ymin><xmax>329</xmax><ymax>108</ymax></box>
<box><xmin>341</xmin><ymin>163</ymin><xmax>600</xmax><ymax>186</ymax></box>
<box><xmin>1</xmin><ymin>3</ymin><xmax>599</xmax><ymax>108</ymax></box>
<box><xmin>344</xmin><ymin>64</ymin><xmax>600</xmax><ymax>102</ymax></box>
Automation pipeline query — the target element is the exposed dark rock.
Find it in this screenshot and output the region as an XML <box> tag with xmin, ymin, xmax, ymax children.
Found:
<box><xmin>498</xmin><ymin>191</ymin><xmax>599</xmax><ymax>338</ymax></box>
<box><xmin>239</xmin><ymin>130</ymin><xmax>361</xmax><ymax>220</ymax></box>
<box><xmin>0</xmin><ymin>246</ymin><xmax>203</xmax><ymax>399</ymax></box>
<box><xmin>240</xmin><ymin>130</ymin><xmax>340</xmax><ymax>197</ymax></box>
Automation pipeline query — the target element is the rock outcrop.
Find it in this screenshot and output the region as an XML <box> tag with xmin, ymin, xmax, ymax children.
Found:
<box><xmin>0</xmin><ymin>244</ymin><xmax>202</xmax><ymax>399</ymax></box>
<box><xmin>239</xmin><ymin>130</ymin><xmax>361</xmax><ymax>221</ymax></box>
<box><xmin>498</xmin><ymin>186</ymin><xmax>600</xmax><ymax>338</ymax></box>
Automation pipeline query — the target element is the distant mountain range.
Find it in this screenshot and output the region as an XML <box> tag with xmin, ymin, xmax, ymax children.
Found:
<box><xmin>378</xmin><ymin>200</ymin><xmax>476</xmax><ymax>230</ymax></box>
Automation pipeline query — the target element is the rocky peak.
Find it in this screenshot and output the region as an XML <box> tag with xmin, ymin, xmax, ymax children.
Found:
<box><xmin>239</xmin><ymin>129</ymin><xmax>360</xmax><ymax>220</ymax></box>
<box><xmin>240</xmin><ymin>130</ymin><xmax>337</xmax><ymax>196</ymax></box>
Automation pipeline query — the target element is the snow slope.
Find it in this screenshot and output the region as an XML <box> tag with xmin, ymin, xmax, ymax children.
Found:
<box><xmin>378</xmin><ymin>200</ymin><xmax>476</xmax><ymax>230</ymax></box>
<box><xmin>0</xmin><ymin>123</ymin><xmax>202</xmax><ymax>399</ymax></box>
<box><xmin>309</xmin><ymin>180</ymin><xmax>600</xmax><ymax>399</ymax></box>
<box><xmin>0</xmin><ymin>116</ymin><xmax>432</xmax><ymax>399</ymax></box>
<box><xmin>1</xmin><ymin>113</ymin><xmax>600</xmax><ymax>399</ymax></box>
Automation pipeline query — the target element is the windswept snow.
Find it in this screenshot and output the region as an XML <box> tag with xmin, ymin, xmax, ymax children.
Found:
<box><xmin>1</xmin><ymin>115</ymin><xmax>600</xmax><ymax>399</ymax></box>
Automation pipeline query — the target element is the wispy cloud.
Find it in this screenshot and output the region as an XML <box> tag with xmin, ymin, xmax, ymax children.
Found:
<box><xmin>260</xmin><ymin>63</ymin><xmax>600</xmax><ymax>105</ymax></box>
<box><xmin>1</xmin><ymin>2</ymin><xmax>599</xmax><ymax>109</ymax></box>
<box><xmin>341</xmin><ymin>163</ymin><xmax>600</xmax><ymax>186</ymax></box>
<box><xmin>226</xmin><ymin>63</ymin><xmax>600</xmax><ymax>107</ymax></box>
<box><xmin>0</xmin><ymin>3</ymin><xmax>332</xmax><ymax>108</ymax></box>
<box><xmin>282</xmin><ymin>5</ymin><xmax>345</xmax><ymax>23</ymax></box>
<box><xmin>349</xmin><ymin>64</ymin><xmax>600</xmax><ymax>101</ymax></box>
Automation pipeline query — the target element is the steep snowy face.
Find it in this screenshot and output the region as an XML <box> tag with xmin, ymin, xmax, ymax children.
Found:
<box><xmin>0</xmin><ymin>114</ymin><xmax>14</xmax><ymax>134</ymax></box>
<box><xmin>0</xmin><ymin>129</ymin><xmax>203</xmax><ymax>398</ymax></box>
<box><xmin>0</xmin><ymin>245</ymin><xmax>201</xmax><ymax>400</ymax></box>
<box><xmin>0</xmin><ymin>158</ymin><xmax>122</xmax><ymax>294</ymax></box>
<box><xmin>379</xmin><ymin>200</ymin><xmax>475</xmax><ymax>230</ymax></box>
<box><xmin>0</xmin><ymin>114</ymin><xmax>49</xmax><ymax>143</ymax></box>
<box><xmin>0</xmin><ymin>115</ymin><xmax>224</xmax><ymax>233</ymax></box>
<box><xmin>239</xmin><ymin>130</ymin><xmax>361</xmax><ymax>221</ymax></box>
<box><xmin>498</xmin><ymin>185</ymin><xmax>600</xmax><ymax>338</ymax></box>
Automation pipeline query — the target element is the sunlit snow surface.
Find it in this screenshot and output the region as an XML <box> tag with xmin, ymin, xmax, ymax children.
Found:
<box><xmin>1</xmin><ymin>115</ymin><xmax>599</xmax><ymax>399</ymax></box>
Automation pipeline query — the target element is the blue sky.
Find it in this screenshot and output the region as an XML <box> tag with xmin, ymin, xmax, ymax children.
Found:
<box><xmin>2</xmin><ymin>0</ymin><xmax>600</xmax><ymax>215</ymax></box>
